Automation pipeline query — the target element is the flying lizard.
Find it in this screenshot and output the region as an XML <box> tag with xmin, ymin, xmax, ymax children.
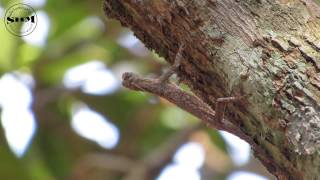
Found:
<box><xmin>122</xmin><ymin>44</ymin><xmax>250</xmax><ymax>137</ymax></box>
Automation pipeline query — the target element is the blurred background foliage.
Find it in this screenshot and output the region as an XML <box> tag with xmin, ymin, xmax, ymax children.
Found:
<box><xmin>0</xmin><ymin>0</ymin><xmax>273</xmax><ymax>179</ymax></box>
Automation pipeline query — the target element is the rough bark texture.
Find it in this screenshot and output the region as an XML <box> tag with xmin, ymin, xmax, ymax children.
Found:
<box><xmin>104</xmin><ymin>0</ymin><xmax>320</xmax><ymax>179</ymax></box>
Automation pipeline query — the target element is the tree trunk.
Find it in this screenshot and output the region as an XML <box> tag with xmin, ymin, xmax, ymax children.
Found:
<box><xmin>103</xmin><ymin>0</ymin><xmax>320</xmax><ymax>179</ymax></box>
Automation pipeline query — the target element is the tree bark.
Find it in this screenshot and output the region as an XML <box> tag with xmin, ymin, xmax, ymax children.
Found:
<box><xmin>103</xmin><ymin>0</ymin><xmax>320</xmax><ymax>179</ymax></box>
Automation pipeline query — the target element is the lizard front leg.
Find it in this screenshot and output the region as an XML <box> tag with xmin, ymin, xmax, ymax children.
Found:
<box><xmin>158</xmin><ymin>43</ymin><xmax>185</xmax><ymax>84</ymax></box>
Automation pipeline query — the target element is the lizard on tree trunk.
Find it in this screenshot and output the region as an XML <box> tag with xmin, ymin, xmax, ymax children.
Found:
<box><xmin>104</xmin><ymin>0</ymin><xmax>320</xmax><ymax>179</ymax></box>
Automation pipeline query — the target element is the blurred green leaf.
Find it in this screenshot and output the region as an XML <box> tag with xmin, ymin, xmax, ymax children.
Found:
<box><xmin>206</xmin><ymin>128</ymin><xmax>228</xmax><ymax>152</ymax></box>
<box><xmin>0</xmin><ymin>127</ymin><xmax>32</xmax><ymax>180</ymax></box>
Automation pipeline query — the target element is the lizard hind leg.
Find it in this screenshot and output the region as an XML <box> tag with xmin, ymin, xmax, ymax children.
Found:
<box><xmin>214</xmin><ymin>96</ymin><xmax>246</xmax><ymax>122</ymax></box>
